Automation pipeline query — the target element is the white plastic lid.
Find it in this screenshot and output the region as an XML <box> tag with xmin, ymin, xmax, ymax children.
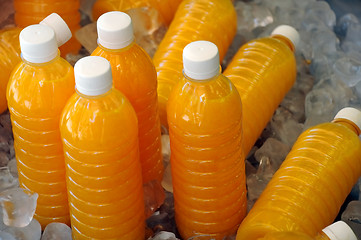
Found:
<box><xmin>322</xmin><ymin>221</ymin><xmax>357</xmax><ymax>240</ymax></box>
<box><xmin>97</xmin><ymin>11</ymin><xmax>134</xmax><ymax>49</ymax></box>
<box><xmin>20</xmin><ymin>24</ymin><xmax>58</xmax><ymax>63</ymax></box>
<box><xmin>74</xmin><ymin>56</ymin><xmax>113</xmax><ymax>96</ymax></box>
<box><xmin>40</xmin><ymin>13</ymin><xmax>72</xmax><ymax>47</ymax></box>
<box><xmin>183</xmin><ymin>40</ymin><xmax>220</xmax><ymax>80</ymax></box>
<box><xmin>334</xmin><ymin>107</ymin><xmax>361</xmax><ymax>131</ymax></box>
<box><xmin>271</xmin><ymin>25</ymin><xmax>300</xmax><ymax>51</ymax></box>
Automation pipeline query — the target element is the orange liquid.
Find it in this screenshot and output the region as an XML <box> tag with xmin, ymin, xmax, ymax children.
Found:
<box><xmin>6</xmin><ymin>54</ymin><xmax>75</xmax><ymax>228</ymax></box>
<box><xmin>259</xmin><ymin>232</ymin><xmax>329</xmax><ymax>240</ymax></box>
<box><xmin>0</xmin><ymin>27</ymin><xmax>22</xmax><ymax>114</ymax></box>
<box><xmin>236</xmin><ymin>120</ymin><xmax>361</xmax><ymax>240</ymax></box>
<box><xmin>153</xmin><ymin>0</ymin><xmax>237</xmax><ymax>127</ymax></box>
<box><xmin>60</xmin><ymin>88</ymin><xmax>145</xmax><ymax>239</ymax></box>
<box><xmin>92</xmin><ymin>0</ymin><xmax>183</xmax><ymax>25</ymax></box>
<box><xmin>92</xmin><ymin>43</ymin><xmax>163</xmax><ymax>184</ymax></box>
<box><xmin>14</xmin><ymin>0</ymin><xmax>81</xmax><ymax>55</ymax></box>
<box><xmin>223</xmin><ymin>36</ymin><xmax>296</xmax><ymax>155</ymax></box>
<box><xmin>167</xmin><ymin>73</ymin><xmax>247</xmax><ymax>239</ymax></box>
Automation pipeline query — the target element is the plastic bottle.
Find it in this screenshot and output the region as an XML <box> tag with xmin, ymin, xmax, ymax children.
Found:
<box><xmin>0</xmin><ymin>13</ymin><xmax>73</xmax><ymax>114</ymax></box>
<box><xmin>258</xmin><ymin>221</ymin><xmax>358</xmax><ymax>240</ymax></box>
<box><xmin>153</xmin><ymin>0</ymin><xmax>237</xmax><ymax>127</ymax></box>
<box><xmin>6</xmin><ymin>22</ymin><xmax>74</xmax><ymax>228</ymax></box>
<box><xmin>60</xmin><ymin>56</ymin><xmax>145</xmax><ymax>239</ymax></box>
<box><xmin>0</xmin><ymin>27</ymin><xmax>22</xmax><ymax>114</ymax></box>
<box><xmin>13</xmin><ymin>0</ymin><xmax>81</xmax><ymax>55</ymax></box>
<box><xmin>236</xmin><ymin>107</ymin><xmax>361</xmax><ymax>240</ymax></box>
<box><xmin>223</xmin><ymin>25</ymin><xmax>299</xmax><ymax>155</ymax></box>
<box><xmin>92</xmin><ymin>0</ymin><xmax>183</xmax><ymax>26</ymax></box>
<box><xmin>167</xmin><ymin>41</ymin><xmax>247</xmax><ymax>239</ymax></box>
<box><xmin>91</xmin><ymin>11</ymin><xmax>163</xmax><ymax>184</ymax></box>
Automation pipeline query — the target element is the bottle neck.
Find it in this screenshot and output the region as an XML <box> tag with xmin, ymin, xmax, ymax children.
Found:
<box><xmin>182</xmin><ymin>67</ymin><xmax>222</xmax><ymax>83</ymax></box>
<box><xmin>332</xmin><ymin>119</ymin><xmax>361</xmax><ymax>136</ymax></box>
<box><xmin>314</xmin><ymin>231</ymin><xmax>331</xmax><ymax>240</ymax></box>
<box><xmin>75</xmin><ymin>88</ymin><xmax>113</xmax><ymax>99</ymax></box>
<box><xmin>271</xmin><ymin>35</ymin><xmax>295</xmax><ymax>53</ymax></box>
<box><xmin>97</xmin><ymin>40</ymin><xmax>135</xmax><ymax>53</ymax></box>
<box><xmin>21</xmin><ymin>50</ymin><xmax>61</xmax><ymax>66</ymax></box>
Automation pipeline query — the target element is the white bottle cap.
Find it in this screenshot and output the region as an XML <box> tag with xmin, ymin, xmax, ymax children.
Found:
<box><xmin>97</xmin><ymin>11</ymin><xmax>134</xmax><ymax>49</ymax></box>
<box><xmin>20</xmin><ymin>24</ymin><xmax>58</xmax><ymax>64</ymax></box>
<box><xmin>322</xmin><ymin>221</ymin><xmax>357</xmax><ymax>240</ymax></box>
<box><xmin>183</xmin><ymin>40</ymin><xmax>220</xmax><ymax>80</ymax></box>
<box><xmin>40</xmin><ymin>13</ymin><xmax>72</xmax><ymax>47</ymax></box>
<box><xmin>334</xmin><ymin>107</ymin><xmax>361</xmax><ymax>131</ymax></box>
<box><xmin>271</xmin><ymin>25</ymin><xmax>300</xmax><ymax>51</ymax></box>
<box><xmin>74</xmin><ymin>56</ymin><xmax>113</xmax><ymax>96</ymax></box>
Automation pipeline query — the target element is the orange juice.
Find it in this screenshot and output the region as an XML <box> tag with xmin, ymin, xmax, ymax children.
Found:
<box><xmin>91</xmin><ymin>11</ymin><xmax>163</xmax><ymax>184</ymax></box>
<box><xmin>167</xmin><ymin>41</ymin><xmax>246</xmax><ymax>239</ymax></box>
<box><xmin>236</xmin><ymin>108</ymin><xmax>361</xmax><ymax>240</ymax></box>
<box><xmin>6</xmin><ymin>24</ymin><xmax>74</xmax><ymax>228</ymax></box>
<box><xmin>92</xmin><ymin>0</ymin><xmax>183</xmax><ymax>25</ymax></box>
<box><xmin>14</xmin><ymin>0</ymin><xmax>81</xmax><ymax>55</ymax></box>
<box><xmin>60</xmin><ymin>56</ymin><xmax>145</xmax><ymax>239</ymax></box>
<box><xmin>258</xmin><ymin>221</ymin><xmax>358</xmax><ymax>240</ymax></box>
<box><xmin>154</xmin><ymin>0</ymin><xmax>237</xmax><ymax>127</ymax></box>
<box><xmin>0</xmin><ymin>27</ymin><xmax>22</xmax><ymax>114</ymax></box>
<box><xmin>224</xmin><ymin>25</ymin><xmax>299</xmax><ymax>155</ymax></box>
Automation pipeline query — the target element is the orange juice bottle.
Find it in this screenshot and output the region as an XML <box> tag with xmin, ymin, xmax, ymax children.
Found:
<box><xmin>223</xmin><ymin>25</ymin><xmax>299</xmax><ymax>155</ymax></box>
<box><xmin>60</xmin><ymin>56</ymin><xmax>145</xmax><ymax>239</ymax></box>
<box><xmin>0</xmin><ymin>13</ymin><xmax>72</xmax><ymax>115</ymax></box>
<box><xmin>236</xmin><ymin>107</ymin><xmax>361</xmax><ymax>240</ymax></box>
<box><xmin>167</xmin><ymin>41</ymin><xmax>247</xmax><ymax>239</ymax></box>
<box><xmin>14</xmin><ymin>0</ymin><xmax>81</xmax><ymax>55</ymax></box>
<box><xmin>92</xmin><ymin>0</ymin><xmax>183</xmax><ymax>25</ymax></box>
<box><xmin>91</xmin><ymin>11</ymin><xmax>163</xmax><ymax>184</ymax></box>
<box><xmin>0</xmin><ymin>27</ymin><xmax>22</xmax><ymax>114</ymax></box>
<box><xmin>154</xmin><ymin>0</ymin><xmax>237</xmax><ymax>127</ymax></box>
<box><xmin>258</xmin><ymin>221</ymin><xmax>358</xmax><ymax>240</ymax></box>
<box><xmin>6</xmin><ymin>23</ymin><xmax>74</xmax><ymax>228</ymax></box>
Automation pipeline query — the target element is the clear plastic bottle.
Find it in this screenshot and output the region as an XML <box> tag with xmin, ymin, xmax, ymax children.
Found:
<box><xmin>13</xmin><ymin>0</ymin><xmax>81</xmax><ymax>55</ymax></box>
<box><xmin>0</xmin><ymin>13</ymin><xmax>72</xmax><ymax>114</ymax></box>
<box><xmin>167</xmin><ymin>41</ymin><xmax>247</xmax><ymax>239</ymax></box>
<box><xmin>223</xmin><ymin>25</ymin><xmax>299</xmax><ymax>155</ymax></box>
<box><xmin>60</xmin><ymin>56</ymin><xmax>145</xmax><ymax>239</ymax></box>
<box><xmin>6</xmin><ymin>23</ymin><xmax>74</xmax><ymax>228</ymax></box>
<box><xmin>91</xmin><ymin>11</ymin><xmax>163</xmax><ymax>184</ymax></box>
<box><xmin>92</xmin><ymin>0</ymin><xmax>183</xmax><ymax>25</ymax></box>
<box><xmin>236</xmin><ymin>107</ymin><xmax>361</xmax><ymax>240</ymax></box>
<box><xmin>154</xmin><ymin>0</ymin><xmax>237</xmax><ymax>127</ymax></box>
<box><xmin>258</xmin><ymin>221</ymin><xmax>358</xmax><ymax>240</ymax></box>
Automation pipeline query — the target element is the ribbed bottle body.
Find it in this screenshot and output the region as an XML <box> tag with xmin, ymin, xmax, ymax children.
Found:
<box><xmin>92</xmin><ymin>0</ymin><xmax>182</xmax><ymax>25</ymax></box>
<box><xmin>236</xmin><ymin>122</ymin><xmax>361</xmax><ymax>240</ymax></box>
<box><xmin>0</xmin><ymin>28</ymin><xmax>22</xmax><ymax>113</ymax></box>
<box><xmin>91</xmin><ymin>43</ymin><xmax>163</xmax><ymax>184</ymax></box>
<box><xmin>60</xmin><ymin>89</ymin><xmax>145</xmax><ymax>239</ymax></box>
<box><xmin>167</xmin><ymin>74</ymin><xmax>247</xmax><ymax>239</ymax></box>
<box><xmin>14</xmin><ymin>0</ymin><xmax>81</xmax><ymax>55</ymax></box>
<box><xmin>154</xmin><ymin>0</ymin><xmax>237</xmax><ymax>127</ymax></box>
<box><xmin>224</xmin><ymin>37</ymin><xmax>296</xmax><ymax>155</ymax></box>
<box><xmin>6</xmin><ymin>55</ymin><xmax>75</xmax><ymax>228</ymax></box>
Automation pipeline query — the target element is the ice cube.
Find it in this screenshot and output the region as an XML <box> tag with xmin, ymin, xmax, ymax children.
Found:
<box><xmin>333</xmin><ymin>57</ymin><xmax>361</xmax><ymax>87</ymax></box>
<box><xmin>254</xmin><ymin>138</ymin><xmax>290</xmax><ymax>170</ymax></box>
<box><xmin>151</xmin><ymin>231</ymin><xmax>178</xmax><ymax>240</ymax></box>
<box><xmin>0</xmin><ymin>188</ymin><xmax>38</xmax><ymax>228</ymax></box>
<box><xmin>144</xmin><ymin>180</ymin><xmax>165</xmax><ymax>218</ymax></box>
<box><xmin>161</xmin><ymin>164</ymin><xmax>173</xmax><ymax>193</ymax></box>
<box><xmin>161</xmin><ymin>134</ymin><xmax>170</xmax><ymax>165</ymax></box>
<box><xmin>0</xmin><ymin>167</ymin><xmax>19</xmax><ymax>192</ymax></box>
<box><xmin>270</xmin><ymin>107</ymin><xmax>304</xmax><ymax>147</ymax></box>
<box><xmin>335</xmin><ymin>13</ymin><xmax>359</xmax><ymax>39</ymax></box>
<box><xmin>341</xmin><ymin>200</ymin><xmax>361</xmax><ymax>224</ymax></box>
<box><xmin>41</xmin><ymin>222</ymin><xmax>72</xmax><ymax>240</ymax></box>
<box><xmin>2</xmin><ymin>218</ymin><xmax>41</xmax><ymax>240</ymax></box>
<box><xmin>0</xmin><ymin>231</ymin><xmax>16</xmax><ymax>240</ymax></box>
<box><xmin>305</xmin><ymin>1</ymin><xmax>336</xmax><ymax>29</ymax></box>
<box><xmin>7</xmin><ymin>158</ymin><xmax>17</xmax><ymax>178</ymax></box>
<box><xmin>281</xmin><ymin>88</ymin><xmax>306</xmax><ymax>123</ymax></box>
